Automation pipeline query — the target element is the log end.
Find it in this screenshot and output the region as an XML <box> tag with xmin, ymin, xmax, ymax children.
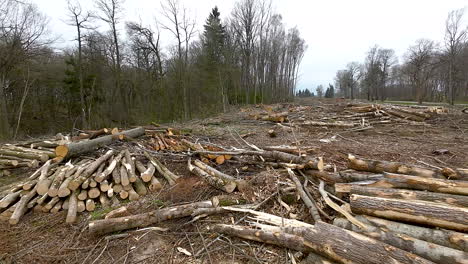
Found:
<box><xmin>55</xmin><ymin>145</ymin><xmax>69</xmax><ymax>159</ymax></box>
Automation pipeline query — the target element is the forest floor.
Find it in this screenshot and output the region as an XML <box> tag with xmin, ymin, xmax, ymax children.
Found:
<box><xmin>0</xmin><ymin>97</ymin><xmax>467</xmax><ymax>264</ymax></box>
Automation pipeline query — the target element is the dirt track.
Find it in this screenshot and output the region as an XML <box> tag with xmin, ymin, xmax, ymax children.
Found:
<box><xmin>0</xmin><ymin>98</ymin><xmax>467</xmax><ymax>264</ymax></box>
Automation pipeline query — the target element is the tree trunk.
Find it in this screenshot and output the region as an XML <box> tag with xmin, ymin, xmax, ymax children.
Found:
<box><xmin>55</xmin><ymin>127</ymin><xmax>144</xmax><ymax>159</ymax></box>
<box><xmin>334</xmin><ymin>217</ymin><xmax>468</xmax><ymax>264</ymax></box>
<box><xmin>356</xmin><ymin>215</ymin><xmax>468</xmax><ymax>252</ymax></box>
<box><xmin>350</xmin><ymin>194</ymin><xmax>468</xmax><ymax>232</ymax></box>
<box><xmin>88</xmin><ymin>201</ymin><xmax>213</xmax><ymax>235</ymax></box>
<box><xmin>381</xmin><ymin>173</ymin><xmax>468</xmax><ymax>195</ymax></box>
<box><xmin>350</xmin><ymin>185</ymin><xmax>468</xmax><ymax>207</ymax></box>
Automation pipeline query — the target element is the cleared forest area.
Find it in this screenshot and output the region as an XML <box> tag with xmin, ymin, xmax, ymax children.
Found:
<box><xmin>0</xmin><ymin>98</ymin><xmax>467</xmax><ymax>263</ymax></box>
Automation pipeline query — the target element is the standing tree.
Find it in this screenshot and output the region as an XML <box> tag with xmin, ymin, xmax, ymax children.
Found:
<box><xmin>316</xmin><ymin>84</ymin><xmax>324</xmax><ymax>98</ymax></box>
<box><xmin>66</xmin><ymin>0</ymin><xmax>93</xmax><ymax>129</ymax></box>
<box><xmin>377</xmin><ymin>48</ymin><xmax>397</xmax><ymax>101</ymax></box>
<box><xmin>444</xmin><ymin>8</ymin><xmax>467</xmax><ymax>105</ymax></box>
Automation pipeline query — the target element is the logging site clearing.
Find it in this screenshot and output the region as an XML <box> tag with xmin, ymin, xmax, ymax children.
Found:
<box><xmin>0</xmin><ymin>98</ymin><xmax>467</xmax><ymax>264</ymax></box>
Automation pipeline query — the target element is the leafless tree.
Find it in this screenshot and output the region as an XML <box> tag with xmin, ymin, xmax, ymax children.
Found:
<box><xmin>444</xmin><ymin>8</ymin><xmax>467</xmax><ymax>105</ymax></box>
<box><xmin>377</xmin><ymin>49</ymin><xmax>397</xmax><ymax>101</ymax></box>
<box><xmin>66</xmin><ymin>0</ymin><xmax>94</xmax><ymax>128</ymax></box>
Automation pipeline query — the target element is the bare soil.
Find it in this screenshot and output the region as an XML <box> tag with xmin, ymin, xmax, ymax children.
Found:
<box><xmin>0</xmin><ymin>98</ymin><xmax>466</xmax><ymax>264</ymax></box>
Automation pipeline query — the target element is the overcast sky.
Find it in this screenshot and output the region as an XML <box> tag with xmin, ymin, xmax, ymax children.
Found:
<box><xmin>33</xmin><ymin>0</ymin><xmax>468</xmax><ymax>91</ymax></box>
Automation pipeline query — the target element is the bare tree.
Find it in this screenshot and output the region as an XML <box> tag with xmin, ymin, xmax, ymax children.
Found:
<box><xmin>66</xmin><ymin>0</ymin><xmax>94</xmax><ymax>129</ymax></box>
<box><xmin>377</xmin><ymin>49</ymin><xmax>397</xmax><ymax>101</ymax></box>
<box><xmin>405</xmin><ymin>39</ymin><xmax>436</xmax><ymax>104</ymax></box>
<box><xmin>445</xmin><ymin>8</ymin><xmax>467</xmax><ymax>105</ymax></box>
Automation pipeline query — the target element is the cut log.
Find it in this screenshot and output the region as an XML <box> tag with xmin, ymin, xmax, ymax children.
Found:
<box><xmin>357</xmin><ymin>215</ymin><xmax>468</xmax><ymax>252</ymax></box>
<box><xmin>48</xmin><ymin>163</ymin><xmax>73</xmax><ymax>197</ymax></box>
<box><xmin>188</xmin><ymin>161</ymin><xmax>236</xmax><ymax>193</ymax></box>
<box><xmin>304</xmin><ymin>170</ymin><xmax>345</xmax><ymax>184</ymax></box>
<box><xmin>68</xmin><ymin>150</ymin><xmax>114</xmax><ymax>191</ymax></box>
<box><xmin>287</xmin><ymin>169</ymin><xmax>321</xmax><ymax>223</ymax></box>
<box><xmin>144</xmin><ymin>151</ymin><xmax>179</xmax><ymax>185</ymax></box>
<box><xmin>62</xmin><ymin>197</ymin><xmax>69</xmax><ymax>210</ymax></box>
<box><xmin>302</xmin><ymin>120</ymin><xmax>355</xmax><ymax>128</ymax></box>
<box><xmin>95</xmin><ymin>150</ymin><xmax>125</xmax><ymax>182</ymax></box>
<box><xmin>107</xmin><ymin>187</ymin><xmax>114</xmax><ymax>198</ymax></box>
<box><xmin>334</xmin><ymin>217</ymin><xmax>468</xmax><ymax>264</ymax></box>
<box><xmin>127</xmin><ymin>185</ymin><xmax>140</xmax><ymax>201</ymax></box>
<box><xmin>214</xmin><ymin>221</ymin><xmax>433</xmax><ymax>264</ymax></box>
<box><xmin>380</xmin><ymin>173</ymin><xmax>468</xmax><ymax>195</ymax></box>
<box><xmin>43</xmin><ymin>197</ymin><xmax>60</xmax><ymax>212</ymax></box>
<box><xmin>0</xmin><ymin>159</ymin><xmax>19</xmax><ymax>167</ymax></box>
<box><xmin>22</xmin><ymin>180</ymin><xmax>38</xmax><ymax>191</ymax></box>
<box><xmin>55</xmin><ymin>127</ymin><xmax>144</xmax><ymax>159</ymax></box>
<box><xmin>77</xmin><ymin>200</ymin><xmax>85</xmax><ymax>213</ymax></box>
<box><xmin>122</xmin><ymin>156</ymin><xmax>137</xmax><ymax>183</ymax></box>
<box><xmin>384</xmin><ymin>108</ymin><xmax>425</xmax><ymax>122</ymax></box>
<box><xmin>350</xmin><ymin>185</ymin><xmax>468</xmax><ymax>208</ymax></box>
<box><xmin>133</xmin><ymin>178</ymin><xmax>147</xmax><ymax>196</ymax></box>
<box><xmin>88</xmin><ymin>201</ymin><xmax>213</xmax><ymax>234</ymax></box>
<box><xmin>105</xmin><ymin>206</ymin><xmax>130</xmax><ymax>219</ymax></box>
<box><xmin>78</xmin><ymin>189</ymin><xmax>88</xmax><ymax>200</ymax></box>
<box><xmin>193</xmin><ymin>159</ymin><xmax>246</xmax><ymax>191</ymax></box>
<box><xmin>86</xmin><ymin>199</ymin><xmax>96</xmax><ymax>212</ymax></box>
<box><xmin>88</xmin><ymin>187</ymin><xmax>100</xmax><ymax>199</ymax></box>
<box><xmin>36</xmin><ymin>193</ymin><xmax>48</xmax><ymax>205</ymax></box>
<box><xmin>89</xmin><ymin>179</ymin><xmax>97</xmax><ymax>188</ymax></box>
<box><xmin>113</xmin><ymin>184</ymin><xmax>123</xmax><ymax>193</ymax></box>
<box><xmin>99</xmin><ymin>180</ymin><xmax>110</xmax><ymax>192</ymax></box>
<box><xmin>350</xmin><ymin>194</ymin><xmax>468</xmax><ymax>232</ymax></box>
<box><xmin>37</xmin><ymin>173</ymin><xmax>55</xmax><ymax>196</ymax></box>
<box><xmin>50</xmin><ymin>200</ymin><xmax>63</xmax><ymax>213</ymax></box>
<box><xmin>120</xmin><ymin>164</ymin><xmax>129</xmax><ymax>186</ymax></box>
<box><xmin>0</xmin><ymin>190</ymin><xmax>21</xmax><ymax>208</ymax></box>
<box><xmin>348</xmin><ymin>154</ymin><xmax>444</xmax><ymax>178</ymax></box>
<box><xmin>58</xmin><ymin>177</ymin><xmax>73</xmax><ymax>198</ymax></box>
<box><xmin>148</xmin><ymin>176</ymin><xmax>162</xmax><ymax>192</ymax></box>
<box><xmin>112</xmin><ymin>162</ymin><xmax>121</xmax><ymax>184</ymax></box>
<box><xmin>10</xmin><ymin>186</ymin><xmax>37</xmax><ymax>225</ymax></box>
<box><xmin>301</xmin><ymin>252</ymin><xmax>337</xmax><ymax>264</ymax></box>
<box><xmin>27</xmin><ymin>196</ymin><xmax>39</xmax><ymax>209</ymax></box>
<box><xmin>0</xmin><ymin>149</ymin><xmax>48</xmax><ymax>162</ymax></box>
<box><xmin>119</xmin><ymin>190</ymin><xmax>129</xmax><ymax>199</ymax></box>
<box><xmin>99</xmin><ymin>193</ymin><xmax>110</xmax><ymax>208</ymax></box>
<box><xmin>135</xmin><ymin>161</ymin><xmax>155</xmax><ymax>183</ymax></box>
<box><xmin>81</xmin><ymin>178</ymin><xmax>90</xmax><ymax>189</ymax></box>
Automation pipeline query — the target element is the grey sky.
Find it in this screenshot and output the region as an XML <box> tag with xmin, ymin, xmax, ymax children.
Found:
<box><xmin>34</xmin><ymin>0</ymin><xmax>468</xmax><ymax>91</ymax></box>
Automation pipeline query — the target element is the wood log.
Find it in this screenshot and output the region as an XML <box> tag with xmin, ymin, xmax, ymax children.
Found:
<box><xmin>81</xmin><ymin>178</ymin><xmax>90</xmax><ymax>189</ymax></box>
<box><xmin>88</xmin><ymin>201</ymin><xmax>213</xmax><ymax>234</ymax></box>
<box><xmin>302</xmin><ymin>120</ymin><xmax>355</xmax><ymax>128</ymax></box>
<box><xmin>89</xmin><ymin>179</ymin><xmax>97</xmax><ymax>188</ymax></box>
<box><xmin>0</xmin><ymin>159</ymin><xmax>19</xmax><ymax>167</ymax></box>
<box><xmin>348</xmin><ymin>154</ymin><xmax>444</xmax><ymax>178</ymax></box>
<box><xmin>350</xmin><ymin>185</ymin><xmax>468</xmax><ymax>208</ymax></box>
<box><xmin>112</xmin><ymin>161</ymin><xmax>121</xmax><ymax>184</ymax></box>
<box><xmin>22</xmin><ymin>180</ymin><xmax>38</xmax><ymax>191</ymax></box>
<box><xmin>188</xmin><ymin>161</ymin><xmax>236</xmax><ymax>193</ymax></box>
<box><xmin>119</xmin><ymin>190</ymin><xmax>129</xmax><ymax>199</ymax></box>
<box><xmin>0</xmin><ymin>148</ymin><xmax>49</xmax><ymax>162</ymax></box>
<box><xmin>95</xmin><ymin>150</ymin><xmax>125</xmax><ymax>182</ymax></box>
<box><xmin>88</xmin><ymin>128</ymin><xmax>110</xmax><ymax>139</ymax></box>
<box><xmin>113</xmin><ymin>184</ymin><xmax>123</xmax><ymax>193</ymax></box>
<box><xmin>86</xmin><ymin>199</ymin><xmax>96</xmax><ymax>212</ymax></box>
<box><xmin>144</xmin><ymin>151</ymin><xmax>179</xmax><ymax>185</ymax></box>
<box><xmin>384</xmin><ymin>108</ymin><xmax>425</xmax><ymax>122</ymax></box>
<box><xmin>77</xmin><ymin>200</ymin><xmax>85</xmax><ymax>213</ymax></box>
<box><xmin>193</xmin><ymin>159</ymin><xmax>246</xmax><ymax>191</ymax></box>
<box><xmin>10</xmin><ymin>186</ymin><xmax>37</xmax><ymax>225</ymax></box>
<box><xmin>135</xmin><ymin>161</ymin><xmax>155</xmax><ymax>183</ymax></box>
<box><xmin>287</xmin><ymin>169</ymin><xmax>321</xmax><ymax>222</ymax></box>
<box><xmin>259</xmin><ymin>111</ymin><xmax>288</xmax><ymax>122</ymax></box>
<box><xmin>27</xmin><ymin>196</ymin><xmax>39</xmax><ymax>209</ymax></box>
<box><xmin>334</xmin><ymin>217</ymin><xmax>468</xmax><ymax>264</ymax></box>
<box><xmin>357</xmin><ymin>215</ymin><xmax>468</xmax><ymax>252</ymax></box>
<box><xmin>68</xmin><ymin>150</ymin><xmax>114</xmax><ymax>191</ymax></box>
<box><xmin>78</xmin><ymin>189</ymin><xmax>88</xmax><ymax>200</ymax></box>
<box><xmin>301</xmin><ymin>252</ymin><xmax>337</xmax><ymax>264</ymax></box>
<box><xmin>381</xmin><ymin>172</ymin><xmax>468</xmax><ymax>195</ymax></box>
<box><xmin>107</xmin><ymin>187</ymin><xmax>114</xmax><ymax>198</ymax></box>
<box><xmin>105</xmin><ymin>206</ymin><xmax>130</xmax><ymax>219</ymax></box>
<box><xmin>62</xmin><ymin>197</ymin><xmax>69</xmax><ymax>210</ymax></box>
<box><xmin>37</xmin><ymin>173</ymin><xmax>55</xmax><ymax>196</ymax></box>
<box><xmin>127</xmin><ymin>185</ymin><xmax>140</xmax><ymax>201</ymax></box>
<box><xmin>99</xmin><ymin>180</ymin><xmax>110</xmax><ymax>192</ymax></box>
<box><xmin>350</xmin><ymin>194</ymin><xmax>468</xmax><ymax>232</ymax></box>
<box><xmin>122</xmin><ymin>154</ymin><xmax>137</xmax><ymax>183</ymax></box>
<box><xmin>58</xmin><ymin>177</ymin><xmax>73</xmax><ymax>197</ymax></box>
<box><xmin>120</xmin><ymin>164</ymin><xmax>130</xmax><ymax>186</ymax></box>
<box><xmin>214</xmin><ymin>221</ymin><xmax>433</xmax><ymax>264</ymax></box>
<box><xmin>88</xmin><ymin>187</ymin><xmax>100</xmax><ymax>199</ymax></box>
<box><xmin>133</xmin><ymin>178</ymin><xmax>147</xmax><ymax>196</ymax></box>
<box><xmin>43</xmin><ymin>197</ymin><xmax>60</xmax><ymax>212</ymax></box>
<box><xmin>55</xmin><ymin>127</ymin><xmax>145</xmax><ymax>159</ymax></box>
<box><xmin>0</xmin><ymin>190</ymin><xmax>21</xmax><ymax>208</ymax></box>
<box><xmin>99</xmin><ymin>193</ymin><xmax>110</xmax><ymax>208</ymax></box>
<box><xmin>36</xmin><ymin>193</ymin><xmax>48</xmax><ymax>205</ymax></box>
<box><xmin>48</xmin><ymin>163</ymin><xmax>73</xmax><ymax>197</ymax></box>
<box><xmin>148</xmin><ymin>176</ymin><xmax>162</xmax><ymax>192</ymax></box>
<box><xmin>50</xmin><ymin>200</ymin><xmax>63</xmax><ymax>213</ymax></box>
<box><xmin>4</xmin><ymin>145</ymin><xmax>55</xmax><ymax>158</ymax></box>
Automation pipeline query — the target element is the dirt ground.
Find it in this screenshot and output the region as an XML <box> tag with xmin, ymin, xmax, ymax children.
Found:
<box><xmin>0</xmin><ymin>98</ymin><xmax>467</xmax><ymax>264</ymax></box>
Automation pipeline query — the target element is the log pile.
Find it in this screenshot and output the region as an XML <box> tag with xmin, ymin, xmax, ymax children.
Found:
<box><xmin>0</xmin><ymin>144</ymin><xmax>56</xmax><ymax>173</ymax></box>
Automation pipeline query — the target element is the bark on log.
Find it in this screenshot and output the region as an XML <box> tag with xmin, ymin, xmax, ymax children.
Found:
<box><xmin>287</xmin><ymin>169</ymin><xmax>321</xmax><ymax>223</ymax></box>
<box><xmin>68</xmin><ymin>150</ymin><xmax>114</xmax><ymax>190</ymax></box>
<box><xmin>99</xmin><ymin>193</ymin><xmax>110</xmax><ymax>208</ymax></box>
<box><xmin>99</xmin><ymin>180</ymin><xmax>110</xmax><ymax>192</ymax></box>
<box><xmin>149</xmin><ymin>176</ymin><xmax>162</xmax><ymax>192</ymax></box>
<box><xmin>380</xmin><ymin>173</ymin><xmax>468</xmax><ymax>195</ymax></box>
<box><xmin>88</xmin><ymin>201</ymin><xmax>213</xmax><ymax>235</ymax></box>
<box><xmin>105</xmin><ymin>206</ymin><xmax>130</xmax><ymax>219</ymax></box>
<box><xmin>120</xmin><ymin>164</ymin><xmax>130</xmax><ymax>186</ymax></box>
<box><xmin>48</xmin><ymin>164</ymin><xmax>73</xmax><ymax>197</ymax></box>
<box><xmin>302</xmin><ymin>121</ymin><xmax>355</xmax><ymax>128</ymax></box>
<box><xmin>0</xmin><ymin>190</ymin><xmax>21</xmax><ymax>208</ymax></box>
<box><xmin>135</xmin><ymin>161</ymin><xmax>155</xmax><ymax>183</ymax></box>
<box><xmin>301</xmin><ymin>252</ymin><xmax>337</xmax><ymax>264</ymax></box>
<box><xmin>357</xmin><ymin>215</ymin><xmax>468</xmax><ymax>252</ymax></box>
<box><xmin>43</xmin><ymin>197</ymin><xmax>60</xmax><ymax>212</ymax></box>
<box><xmin>188</xmin><ymin>161</ymin><xmax>236</xmax><ymax>193</ymax></box>
<box><xmin>78</xmin><ymin>189</ymin><xmax>88</xmax><ymax>200</ymax></box>
<box><xmin>10</xmin><ymin>186</ymin><xmax>37</xmax><ymax>225</ymax></box>
<box><xmin>193</xmin><ymin>159</ymin><xmax>245</xmax><ymax>191</ymax></box>
<box><xmin>96</xmin><ymin>150</ymin><xmax>124</xmax><ymax>182</ymax></box>
<box><xmin>348</xmin><ymin>154</ymin><xmax>444</xmax><ymax>178</ymax></box>
<box><xmin>334</xmin><ymin>217</ymin><xmax>468</xmax><ymax>264</ymax></box>
<box><xmin>55</xmin><ymin>127</ymin><xmax>144</xmax><ymax>159</ymax></box>
<box><xmin>0</xmin><ymin>149</ymin><xmax>49</xmax><ymax>162</ymax></box>
<box><xmin>86</xmin><ymin>199</ymin><xmax>96</xmax><ymax>212</ymax></box>
<box><xmin>112</xmin><ymin>162</ymin><xmax>121</xmax><ymax>184</ymax></box>
<box><xmin>133</xmin><ymin>178</ymin><xmax>147</xmax><ymax>196</ymax></box>
<box><xmin>384</xmin><ymin>108</ymin><xmax>425</xmax><ymax>122</ymax></box>
<box><xmin>50</xmin><ymin>200</ymin><xmax>63</xmax><ymax>213</ymax></box>
<box><xmin>350</xmin><ymin>185</ymin><xmax>468</xmax><ymax>208</ymax></box>
<box><xmin>144</xmin><ymin>151</ymin><xmax>179</xmax><ymax>185</ymax></box>
<box><xmin>124</xmin><ymin>150</ymin><xmax>137</xmax><ymax>183</ymax></box>
<box><xmin>77</xmin><ymin>200</ymin><xmax>85</xmax><ymax>213</ymax></box>
<box><xmin>350</xmin><ymin>194</ymin><xmax>468</xmax><ymax>232</ymax></box>
<box><xmin>128</xmin><ymin>186</ymin><xmax>140</xmax><ymax>201</ymax></box>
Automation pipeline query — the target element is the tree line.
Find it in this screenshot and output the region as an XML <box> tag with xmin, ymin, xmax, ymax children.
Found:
<box><xmin>334</xmin><ymin>8</ymin><xmax>468</xmax><ymax>105</ymax></box>
<box><xmin>0</xmin><ymin>0</ymin><xmax>306</xmax><ymax>139</ymax></box>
